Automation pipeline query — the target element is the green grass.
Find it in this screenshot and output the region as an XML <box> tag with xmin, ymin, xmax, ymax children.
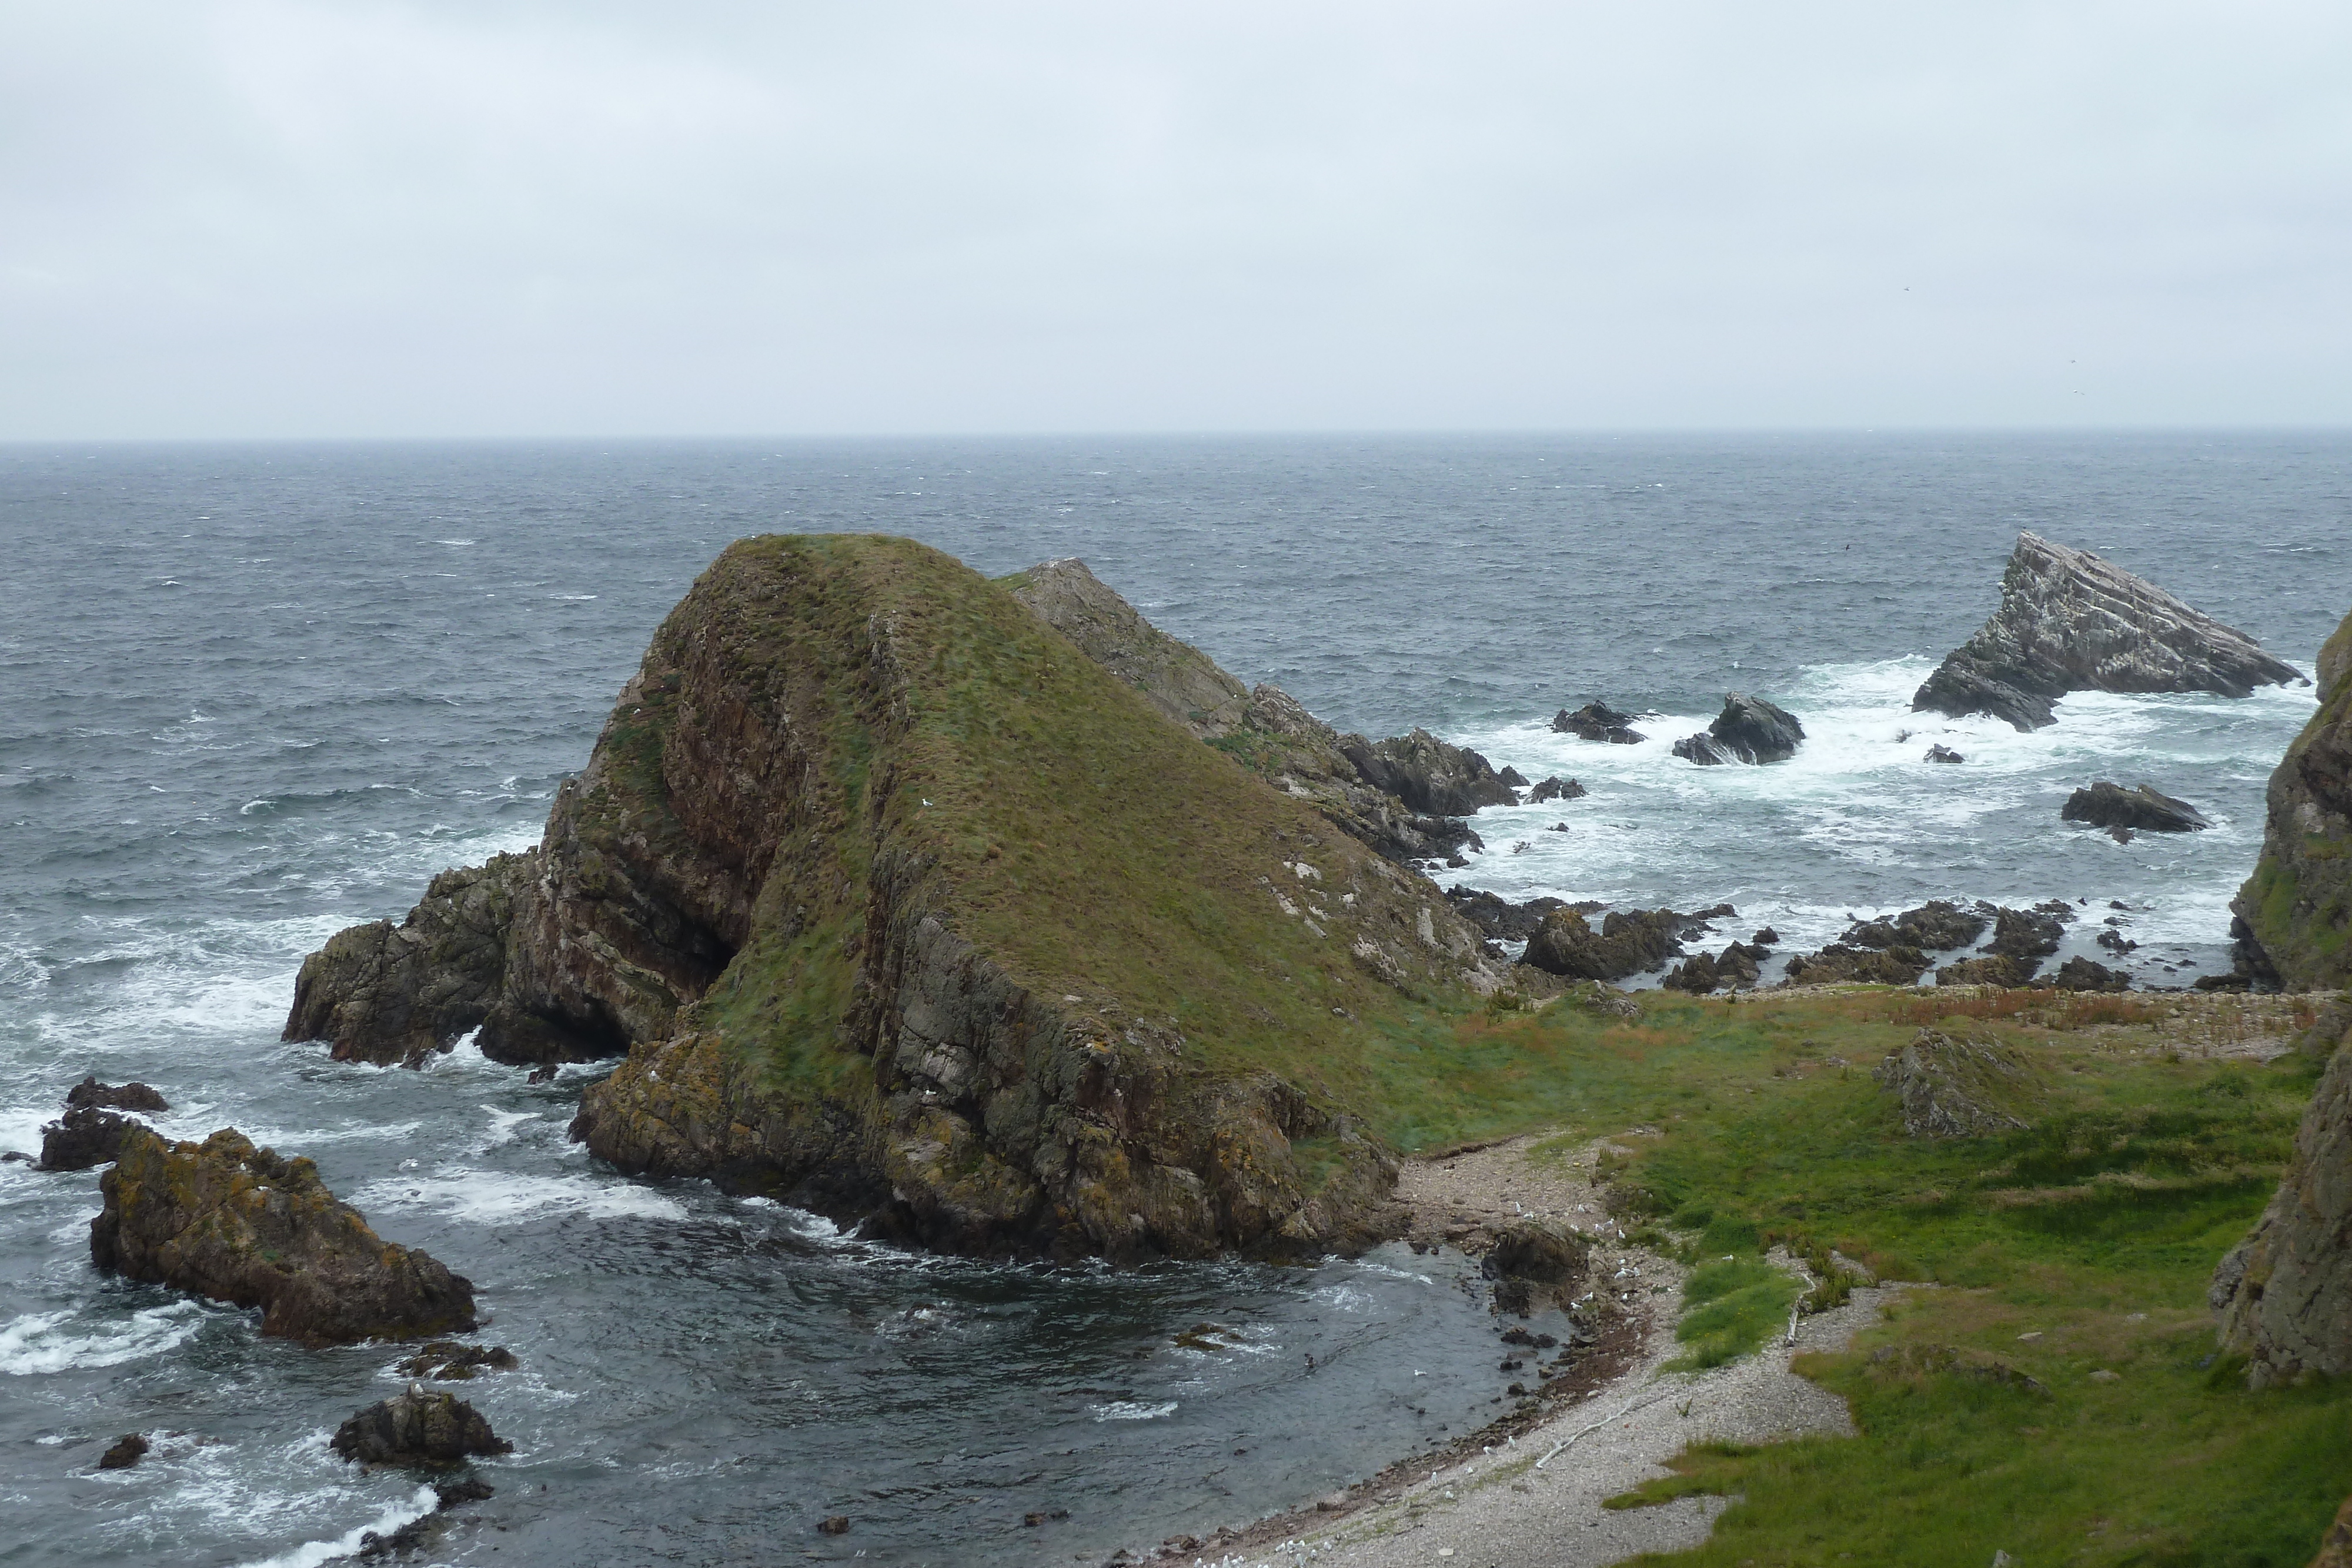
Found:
<box><xmin>1669</xmin><ymin>1257</ymin><xmax>1800</xmax><ymax>1370</ymax></box>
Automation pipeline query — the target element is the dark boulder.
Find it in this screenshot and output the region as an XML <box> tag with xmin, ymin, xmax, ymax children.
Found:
<box><xmin>2097</xmin><ymin>928</ymin><xmax>2138</xmax><ymax>954</ymax></box>
<box><xmin>1839</xmin><ymin>900</ymin><xmax>1987</xmax><ymax>953</ymax></box>
<box><xmin>1781</xmin><ymin>944</ymin><xmax>1932</xmax><ymax>987</ymax></box>
<box><xmin>331</xmin><ymin>1386</ymin><xmax>512</xmax><ymax>1467</ymax></box>
<box><xmin>1553</xmin><ymin>701</ymin><xmax>1645</xmax><ymax>744</ymax></box>
<box><xmin>2050</xmin><ymin>956</ymin><xmax>2130</xmax><ymax>992</ymax></box>
<box><xmin>396</xmin><ymin>1340</ymin><xmax>519</xmax><ymax>1380</ymax></box>
<box><xmin>1338</xmin><ymin>729</ymin><xmax>1519</xmax><ymax>816</ymax></box>
<box><xmin>435</xmin><ymin>1477</ymin><xmax>496</xmax><ymax>1509</ymax></box>
<box><xmin>1925</xmin><ymin>744</ymin><xmax>1965</xmax><ymax>764</ymax></box>
<box><xmin>1522</xmin><ymin>908</ymin><xmax>1690</xmax><ymax>981</ymax></box>
<box><xmin>1498</xmin><ymin>766</ymin><xmax>1529</xmax><ymax>788</ymax></box>
<box><xmin>1444</xmin><ymin>887</ymin><xmax>1567</xmax><ymax>944</ymax></box>
<box><xmin>1666</xmin><ymin>943</ymin><xmax>1767</xmax><ymax>993</ymax></box>
<box><xmin>1528</xmin><ymin>775</ymin><xmax>1586</xmax><ymax>804</ymax></box>
<box><xmin>1752</xmin><ymin>927</ymin><xmax>1780</xmax><ymax>945</ymax></box>
<box><xmin>1662</xmin><ymin>952</ymin><xmax>1719</xmax><ymax>993</ymax></box>
<box><xmin>1936</xmin><ymin>954</ymin><xmax>2040</xmax><ymax>987</ymax></box>
<box><xmin>97</xmin><ymin>1434</ymin><xmax>148</xmax><ymax>1470</ymax></box>
<box><xmin>66</xmin><ymin>1077</ymin><xmax>169</xmax><ymax>1113</ymax></box>
<box><xmin>1912</xmin><ymin>532</ymin><xmax>2303</xmax><ymax>731</ymax></box>
<box><xmin>1989</xmin><ymin>905</ymin><xmax>2066</xmax><ymax>961</ymax></box>
<box><xmin>2062</xmin><ymin>781</ymin><xmax>2211</xmax><ymax>834</ymax></box>
<box><xmin>1673</xmin><ymin>694</ymin><xmax>1805</xmax><ymax>766</ymax></box>
<box><xmin>39</xmin><ymin>1106</ymin><xmax>134</xmax><ymax>1172</ymax></box>
<box><xmin>91</xmin><ymin>1126</ymin><xmax>477</xmax><ymax>1345</ymax></box>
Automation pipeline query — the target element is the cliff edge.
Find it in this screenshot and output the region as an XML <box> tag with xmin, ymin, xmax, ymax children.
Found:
<box><xmin>290</xmin><ymin>536</ymin><xmax>1506</xmax><ymax>1260</ymax></box>
<box><xmin>2229</xmin><ymin>604</ymin><xmax>2352</xmax><ymax>992</ymax></box>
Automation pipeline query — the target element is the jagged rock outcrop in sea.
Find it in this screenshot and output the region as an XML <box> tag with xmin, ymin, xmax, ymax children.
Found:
<box><xmin>1671</xmin><ymin>694</ymin><xmax>1805</xmax><ymax>766</ymax></box>
<box><xmin>2062</xmin><ymin>781</ymin><xmax>2210</xmax><ymax>834</ymax></box>
<box><xmin>1522</xmin><ymin>906</ymin><xmax>1728</xmax><ymax>982</ymax></box>
<box><xmin>299</xmin><ymin>537</ymin><xmax>1508</xmax><ymax>1262</ymax></box>
<box><xmin>1552</xmin><ymin>701</ymin><xmax>1645</xmax><ymax>745</ymax></box>
<box><xmin>2227</xmin><ymin>603</ymin><xmax>2352</xmax><ymax>992</ymax></box>
<box><xmin>332</xmin><ymin>1387</ymin><xmax>512</xmax><ymax>1467</ymax></box>
<box><xmin>91</xmin><ymin>1126</ymin><xmax>477</xmax><ymax>1343</ymax></box>
<box><xmin>1912</xmin><ymin>532</ymin><xmax>2304</xmax><ymax>731</ymax></box>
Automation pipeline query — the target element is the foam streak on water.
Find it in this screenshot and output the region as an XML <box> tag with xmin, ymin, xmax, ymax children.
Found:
<box><xmin>1</xmin><ymin>434</ymin><xmax>2340</xmax><ymax>1565</ymax></box>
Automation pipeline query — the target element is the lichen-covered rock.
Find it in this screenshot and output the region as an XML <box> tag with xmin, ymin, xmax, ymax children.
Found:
<box><xmin>66</xmin><ymin>1076</ymin><xmax>169</xmax><ymax>1112</ymax></box>
<box><xmin>2213</xmin><ymin>1036</ymin><xmax>2352</xmax><ymax>1386</ymax></box>
<box><xmin>2062</xmin><ymin>781</ymin><xmax>2211</xmax><ymax>834</ymax></box>
<box><xmin>332</xmin><ymin>1386</ymin><xmax>511</xmax><ymax>1467</ymax></box>
<box><xmin>1873</xmin><ymin>1031</ymin><xmax>2036</xmax><ymax>1138</ymax></box>
<box><xmin>2229</xmin><ymin>604</ymin><xmax>2352</xmax><ymax>992</ymax></box>
<box><xmin>1913</xmin><ymin>532</ymin><xmax>2304</xmax><ymax>731</ymax></box>
<box><xmin>39</xmin><ymin>1106</ymin><xmax>135</xmax><ymax>1171</ymax></box>
<box><xmin>91</xmin><ymin>1126</ymin><xmax>476</xmax><ymax>1343</ymax></box>
<box><xmin>1553</xmin><ymin>701</ymin><xmax>1645</xmax><ymax>744</ymax></box>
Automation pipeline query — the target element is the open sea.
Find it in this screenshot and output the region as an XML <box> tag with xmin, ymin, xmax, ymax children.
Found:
<box><xmin>2</xmin><ymin>433</ymin><xmax>2344</xmax><ymax>1566</ymax></box>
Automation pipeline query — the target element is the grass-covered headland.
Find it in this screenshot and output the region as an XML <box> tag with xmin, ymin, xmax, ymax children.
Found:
<box><xmin>1353</xmin><ymin>984</ymin><xmax>2347</xmax><ymax>1566</ymax></box>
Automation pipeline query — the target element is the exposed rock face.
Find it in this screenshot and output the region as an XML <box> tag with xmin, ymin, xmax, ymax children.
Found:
<box><xmin>1663</xmin><ymin>943</ymin><xmax>1768</xmax><ymax>993</ymax></box>
<box><xmin>66</xmin><ymin>1077</ymin><xmax>168</xmax><ymax>1112</ymax></box>
<box><xmin>1482</xmin><ymin>1218</ymin><xmax>1590</xmax><ymax>1313</ymax></box>
<box><xmin>1522</xmin><ymin>907</ymin><xmax>1699</xmax><ymax>982</ymax></box>
<box><xmin>91</xmin><ymin>1126</ymin><xmax>477</xmax><ymax>1343</ymax></box>
<box><xmin>2308</xmin><ymin>1496</ymin><xmax>2352</xmax><ymax>1568</ymax></box>
<box><xmin>1444</xmin><ymin>887</ymin><xmax>1568</xmax><ymax>943</ymax></box>
<box><xmin>312</xmin><ymin>538</ymin><xmax>1503</xmax><ymax>1262</ymax></box>
<box><xmin>1672</xmin><ymin>694</ymin><xmax>1805</xmax><ymax>766</ymax></box>
<box><xmin>1912</xmin><ymin>532</ymin><xmax>2304</xmax><ymax>731</ymax></box>
<box><xmin>1553</xmin><ymin>702</ymin><xmax>1645</xmax><ymax>745</ymax></box>
<box><xmin>39</xmin><ymin>1106</ymin><xmax>135</xmax><ymax>1171</ymax></box>
<box><xmin>1782</xmin><ymin>945</ymin><xmax>1932</xmax><ymax>987</ymax></box>
<box><xmin>2062</xmin><ymin>781</ymin><xmax>2210</xmax><ymax>834</ymax></box>
<box><xmin>1989</xmin><ymin>905</ymin><xmax>2067</xmax><ymax>962</ymax></box>
<box><xmin>2050</xmin><ymin>956</ymin><xmax>2130</xmax><ymax>992</ymax></box>
<box><xmin>2229</xmin><ymin>604</ymin><xmax>2352</xmax><ymax>992</ymax></box>
<box><xmin>2213</xmin><ymin>1037</ymin><xmax>2352</xmax><ymax>1386</ymax></box>
<box><xmin>1873</xmin><ymin>1031</ymin><xmax>2035</xmax><ymax>1138</ymax></box>
<box><xmin>98</xmin><ymin>1434</ymin><xmax>148</xmax><ymax>1470</ymax></box>
<box><xmin>1840</xmin><ymin>901</ymin><xmax>1987</xmax><ymax>953</ymax></box>
<box><xmin>1936</xmin><ymin>954</ymin><xmax>2039</xmax><ymax>988</ymax></box>
<box><xmin>1528</xmin><ymin>775</ymin><xmax>1585</xmax><ymax>804</ymax></box>
<box><xmin>999</xmin><ymin>558</ymin><xmax>1251</xmax><ymax>738</ymax></box>
<box><xmin>1340</xmin><ymin>729</ymin><xmax>1519</xmax><ymax>817</ymax></box>
<box><xmin>332</xmin><ymin>1387</ymin><xmax>512</xmax><ymax>1467</ymax></box>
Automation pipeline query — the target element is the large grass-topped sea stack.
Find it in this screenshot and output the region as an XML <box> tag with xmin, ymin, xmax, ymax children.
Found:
<box><xmin>288</xmin><ymin>536</ymin><xmax>1502</xmax><ymax>1259</ymax></box>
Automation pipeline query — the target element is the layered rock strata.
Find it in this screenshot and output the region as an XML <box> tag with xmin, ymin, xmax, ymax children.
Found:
<box><xmin>2229</xmin><ymin>604</ymin><xmax>2352</xmax><ymax>992</ymax></box>
<box><xmin>91</xmin><ymin>1126</ymin><xmax>477</xmax><ymax>1343</ymax></box>
<box><xmin>296</xmin><ymin>537</ymin><xmax>1506</xmax><ymax>1261</ymax></box>
<box><xmin>1913</xmin><ymin>532</ymin><xmax>2303</xmax><ymax>731</ymax></box>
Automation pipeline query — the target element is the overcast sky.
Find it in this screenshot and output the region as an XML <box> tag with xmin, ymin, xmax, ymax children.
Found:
<box><xmin>4</xmin><ymin>2</ymin><xmax>2347</xmax><ymax>438</ymax></box>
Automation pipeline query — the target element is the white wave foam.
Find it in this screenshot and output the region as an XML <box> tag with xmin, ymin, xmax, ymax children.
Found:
<box><xmin>477</xmin><ymin>1106</ymin><xmax>539</xmax><ymax>1149</ymax></box>
<box><xmin>1</xmin><ymin>1300</ymin><xmax>205</xmax><ymax>1375</ymax></box>
<box><xmin>349</xmin><ymin>1165</ymin><xmax>686</xmax><ymax>1224</ymax></box>
<box><xmin>1090</xmin><ymin>1400</ymin><xmax>1177</xmax><ymax>1421</ymax></box>
<box><xmin>233</xmin><ymin>1485</ymin><xmax>439</xmax><ymax>1568</ymax></box>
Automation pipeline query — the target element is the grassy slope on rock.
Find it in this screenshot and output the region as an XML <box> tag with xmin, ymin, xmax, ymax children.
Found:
<box><xmin>1361</xmin><ymin>986</ymin><xmax>2343</xmax><ymax>1566</ymax></box>
<box><xmin>642</xmin><ymin>536</ymin><xmax>1459</xmax><ymax>1116</ymax></box>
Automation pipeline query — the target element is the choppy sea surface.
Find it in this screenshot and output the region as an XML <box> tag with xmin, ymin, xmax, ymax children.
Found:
<box><xmin>2</xmin><ymin>433</ymin><xmax>2344</xmax><ymax>1566</ymax></box>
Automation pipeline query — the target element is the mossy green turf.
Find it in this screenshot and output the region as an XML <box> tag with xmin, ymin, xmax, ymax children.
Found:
<box><xmin>1391</xmin><ymin>988</ymin><xmax>2346</xmax><ymax>1565</ymax></box>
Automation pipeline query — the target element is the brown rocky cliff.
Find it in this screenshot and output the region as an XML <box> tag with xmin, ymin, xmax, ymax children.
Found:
<box><xmin>2230</xmin><ymin>603</ymin><xmax>2352</xmax><ymax>992</ymax></box>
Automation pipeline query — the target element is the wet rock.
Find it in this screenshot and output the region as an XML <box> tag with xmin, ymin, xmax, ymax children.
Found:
<box><xmin>2097</xmin><ymin>928</ymin><xmax>2139</xmax><ymax>954</ymax></box>
<box><xmin>39</xmin><ymin>1106</ymin><xmax>134</xmax><ymax>1171</ymax></box>
<box><xmin>1936</xmin><ymin>954</ymin><xmax>2041</xmax><ymax>988</ymax></box>
<box><xmin>66</xmin><ymin>1077</ymin><xmax>169</xmax><ymax>1113</ymax></box>
<box><xmin>1444</xmin><ymin>887</ymin><xmax>1566</xmax><ymax>943</ymax></box>
<box><xmin>818</xmin><ymin>1516</ymin><xmax>851</xmax><ymax>1536</ymax></box>
<box><xmin>1912</xmin><ymin>531</ymin><xmax>2304</xmax><ymax>730</ymax></box>
<box><xmin>356</xmin><ymin>1519</ymin><xmax>435</xmax><ymax>1560</ymax></box>
<box><xmin>1528</xmin><ymin>775</ymin><xmax>1586</xmax><ymax>804</ymax></box>
<box><xmin>92</xmin><ymin>1126</ymin><xmax>476</xmax><ymax>1345</ymax></box>
<box><xmin>1752</xmin><ymin>927</ymin><xmax>1780</xmax><ymax>945</ymax></box>
<box><xmin>1673</xmin><ymin>693</ymin><xmax>1805</xmax><ymax>765</ymax></box>
<box><xmin>2050</xmin><ymin>956</ymin><xmax>2131</xmax><ymax>992</ymax></box>
<box><xmin>1553</xmin><ymin>701</ymin><xmax>1645</xmax><ymax>744</ymax></box>
<box><xmin>1874</xmin><ymin>1031</ymin><xmax>2036</xmax><ymax>1138</ymax></box>
<box><xmin>332</xmin><ymin>1386</ymin><xmax>512</xmax><ymax>1467</ymax></box>
<box><xmin>1989</xmin><ymin>906</ymin><xmax>2066</xmax><ymax>961</ymax></box>
<box><xmin>1925</xmin><ymin>744</ymin><xmax>1965</xmax><ymax>764</ymax></box>
<box><xmin>1522</xmin><ymin>907</ymin><xmax>1690</xmax><ymax>981</ymax></box>
<box><xmin>97</xmin><ymin>1433</ymin><xmax>148</xmax><ymax>1470</ymax></box>
<box><xmin>1781</xmin><ymin>945</ymin><xmax>1932</xmax><ymax>987</ymax></box>
<box><xmin>1339</xmin><ymin>728</ymin><xmax>1520</xmax><ymax>816</ymax></box>
<box><xmin>2062</xmin><ymin>781</ymin><xmax>2211</xmax><ymax>834</ymax></box>
<box><xmin>1840</xmin><ymin>900</ymin><xmax>1987</xmax><ymax>953</ymax></box>
<box><xmin>2226</xmin><ymin>600</ymin><xmax>2352</xmax><ymax>992</ymax></box>
<box><xmin>433</xmin><ymin>1476</ymin><xmax>496</xmax><ymax>1509</ymax></box>
<box><xmin>395</xmin><ymin>1340</ymin><xmax>518</xmax><ymax>1380</ymax></box>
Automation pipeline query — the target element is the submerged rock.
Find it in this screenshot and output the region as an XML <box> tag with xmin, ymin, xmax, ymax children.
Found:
<box><xmin>2062</xmin><ymin>781</ymin><xmax>2210</xmax><ymax>834</ymax></box>
<box><xmin>2214</xmin><ymin>1038</ymin><xmax>2352</xmax><ymax>1386</ymax></box>
<box><xmin>1925</xmin><ymin>744</ymin><xmax>1965</xmax><ymax>764</ymax></box>
<box><xmin>66</xmin><ymin>1076</ymin><xmax>169</xmax><ymax>1113</ymax></box>
<box><xmin>1912</xmin><ymin>532</ymin><xmax>2304</xmax><ymax>731</ymax></box>
<box><xmin>1672</xmin><ymin>694</ymin><xmax>1805</xmax><ymax>766</ymax></box>
<box><xmin>332</xmin><ymin>1386</ymin><xmax>512</xmax><ymax>1467</ymax></box>
<box><xmin>2227</xmin><ymin>601</ymin><xmax>2352</xmax><ymax>992</ymax></box>
<box><xmin>1528</xmin><ymin>775</ymin><xmax>1585</xmax><ymax>804</ymax></box>
<box><xmin>39</xmin><ymin>1106</ymin><xmax>135</xmax><ymax>1172</ymax></box>
<box><xmin>1873</xmin><ymin>1031</ymin><xmax>2036</xmax><ymax>1138</ymax></box>
<box><xmin>1553</xmin><ymin>701</ymin><xmax>1645</xmax><ymax>744</ymax></box>
<box><xmin>395</xmin><ymin>1340</ymin><xmax>518</xmax><ymax>1380</ymax></box>
<box><xmin>91</xmin><ymin>1126</ymin><xmax>476</xmax><ymax>1344</ymax></box>
<box><xmin>97</xmin><ymin>1434</ymin><xmax>148</xmax><ymax>1470</ymax></box>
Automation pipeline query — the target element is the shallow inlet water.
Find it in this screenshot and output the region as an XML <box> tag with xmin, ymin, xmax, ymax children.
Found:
<box><xmin>1</xmin><ymin>433</ymin><xmax>2343</xmax><ymax>1565</ymax></box>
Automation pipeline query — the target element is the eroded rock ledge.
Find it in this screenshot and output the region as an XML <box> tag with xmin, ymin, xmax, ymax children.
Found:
<box><xmin>1913</xmin><ymin>532</ymin><xmax>2303</xmax><ymax>731</ymax></box>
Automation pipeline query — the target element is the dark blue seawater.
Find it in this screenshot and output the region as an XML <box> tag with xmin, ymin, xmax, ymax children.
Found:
<box><xmin>1</xmin><ymin>434</ymin><xmax>2344</xmax><ymax>1566</ymax></box>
